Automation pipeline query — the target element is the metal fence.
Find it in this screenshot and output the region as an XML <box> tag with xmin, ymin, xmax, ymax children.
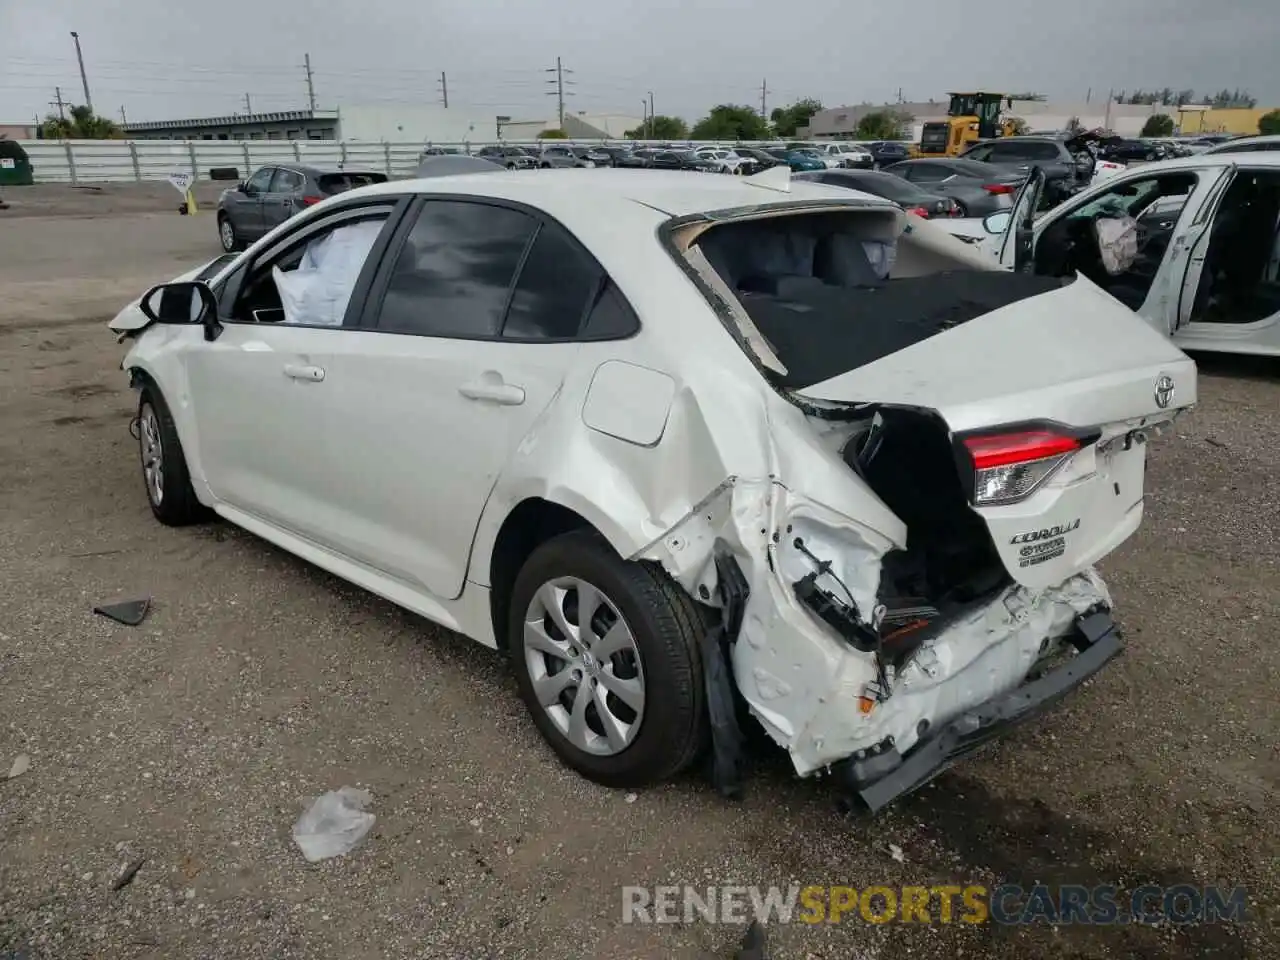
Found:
<box><xmin>9</xmin><ymin>138</ymin><xmax>758</xmax><ymax>184</ymax></box>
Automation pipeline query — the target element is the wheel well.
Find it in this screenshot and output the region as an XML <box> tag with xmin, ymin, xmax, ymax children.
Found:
<box><xmin>488</xmin><ymin>498</ymin><xmax>595</xmax><ymax>649</ymax></box>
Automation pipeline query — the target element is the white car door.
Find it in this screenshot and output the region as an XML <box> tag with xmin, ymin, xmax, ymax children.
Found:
<box><xmin>186</xmin><ymin>198</ymin><xmax>408</xmax><ymax>545</ymax></box>
<box><xmin>309</xmin><ymin>197</ymin><xmax>617</xmax><ymax>601</ymax></box>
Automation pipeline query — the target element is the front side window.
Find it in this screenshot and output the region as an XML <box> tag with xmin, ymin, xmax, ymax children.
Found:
<box><xmin>270</xmin><ymin>168</ymin><xmax>305</xmax><ymax>194</ymax></box>
<box><xmin>230</xmin><ymin>211</ymin><xmax>392</xmax><ymax>326</ymax></box>
<box><xmin>374</xmin><ymin>201</ymin><xmax>536</xmax><ymax>338</ymax></box>
<box><xmin>245</xmin><ymin>167</ymin><xmax>274</xmax><ymax>192</ymax></box>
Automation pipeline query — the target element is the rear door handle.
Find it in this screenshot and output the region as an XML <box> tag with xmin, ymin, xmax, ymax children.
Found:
<box><xmin>283</xmin><ymin>363</ymin><xmax>325</xmax><ymax>382</ymax></box>
<box><xmin>459</xmin><ymin>376</ymin><xmax>525</xmax><ymax>405</ymax></box>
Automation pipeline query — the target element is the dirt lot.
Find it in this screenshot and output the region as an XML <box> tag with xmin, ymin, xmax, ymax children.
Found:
<box><xmin>0</xmin><ymin>186</ymin><xmax>1276</xmax><ymax>959</ymax></box>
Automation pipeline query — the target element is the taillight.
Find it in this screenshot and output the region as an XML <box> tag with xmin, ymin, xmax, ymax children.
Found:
<box><xmin>982</xmin><ymin>183</ymin><xmax>1015</xmax><ymax>195</ymax></box>
<box><xmin>964</xmin><ymin>431</ymin><xmax>1081</xmax><ymax>505</ymax></box>
<box><xmin>907</xmin><ymin>205</ymin><xmax>931</xmax><ymax>218</ymax></box>
<box><xmin>302</xmin><ymin>195</ymin><xmax>323</xmax><ymax>206</ymax></box>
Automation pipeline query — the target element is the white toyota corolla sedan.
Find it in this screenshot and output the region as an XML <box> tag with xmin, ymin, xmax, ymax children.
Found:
<box><xmin>109</xmin><ymin>165</ymin><xmax>1196</xmax><ymax>811</ymax></box>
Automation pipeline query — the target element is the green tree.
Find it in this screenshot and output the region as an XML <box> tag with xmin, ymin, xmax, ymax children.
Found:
<box><xmin>41</xmin><ymin>104</ymin><xmax>121</xmax><ymax>139</ymax></box>
<box><xmin>536</xmin><ymin>128</ymin><xmax>568</xmax><ymax>139</ymax></box>
<box><xmin>690</xmin><ymin>105</ymin><xmax>771</xmax><ymax>141</ymax></box>
<box><xmin>769</xmin><ymin>98</ymin><xmax>823</xmax><ymax>138</ymax></box>
<box><xmin>855</xmin><ymin>110</ymin><xmax>908</xmax><ymax>140</ymax></box>
<box><xmin>623</xmin><ymin>115</ymin><xmax>689</xmax><ymax>140</ymax></box>
<box><xmin>1141</xmin><ymin>114</ymin><xmax>1175</xmax><ymax>137</ymax></box>
<box><xmin>1259</xmin><ymin>109</ymin><xmax>1280</xmax><ymax>136</ymax></box>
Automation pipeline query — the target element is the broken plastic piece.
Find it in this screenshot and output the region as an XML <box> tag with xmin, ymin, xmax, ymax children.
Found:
<box><xmin>93</xmin><ymin>597</ymin><xmax>151</xmax><ymax>626</ymax></box>
<box><xmin>735</xmin><ymin>920</ymin><xmax>769</xmax><ymax>960</ymax></box>
<box><xmin>292</xmin><ymin>787</ymin><xmax>376</xmax><ymax>862</ymax></box>
<box><xmin>702</xmin><ymin>545</ymin><xmax>750</xmax><ymax>800</ymax></box>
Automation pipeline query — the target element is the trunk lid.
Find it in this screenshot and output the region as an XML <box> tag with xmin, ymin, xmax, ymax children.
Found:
<box><xmin>798</xmin><ymin>275</ymin><xmax>1196</xmax><ymax>587</ymax></box>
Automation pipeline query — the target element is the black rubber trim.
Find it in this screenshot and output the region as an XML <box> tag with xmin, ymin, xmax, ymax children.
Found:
<box><xmin>845</xmin><ymin>609</ymin><xmax>1122</xmax><ymax>814</ymax></box>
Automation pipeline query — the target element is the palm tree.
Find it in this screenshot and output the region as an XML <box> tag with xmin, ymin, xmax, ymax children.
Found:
<box><xmin>41</xmin><ymin>104</ymin><xmax>122</xmax><ymax>140</ymax></box>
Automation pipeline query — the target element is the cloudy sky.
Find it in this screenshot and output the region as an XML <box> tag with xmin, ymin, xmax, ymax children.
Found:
<box><xmin>2</xmin><ymin>0</ymin><xmax>1274</xmax><ymax>126</ymax></box>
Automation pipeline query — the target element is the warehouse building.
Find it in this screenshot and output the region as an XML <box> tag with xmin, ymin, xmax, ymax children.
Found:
<box><xmin>122</xmin><ymin>104</ymin><xmax>494</xmax><ymax>143</ymax></box>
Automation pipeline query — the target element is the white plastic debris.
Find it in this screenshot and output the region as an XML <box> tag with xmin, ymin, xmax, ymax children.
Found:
<box><xmin>7</xmin><ymin>753</ymin><xmax>30</xmax><ymax>779</ymax></box>
<box><xmin>888</xmin><ymin>843</ymin><xmax>905</xmax><ymax>863</ymax></box>
<box><xmin>292</xmin><ymin>787</ymin><xmax>376</xmax><ymax>862</ymax></box>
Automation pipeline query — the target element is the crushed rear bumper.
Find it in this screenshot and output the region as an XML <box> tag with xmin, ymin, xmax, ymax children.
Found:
<box><xmin>833</xmin><ymin>609</ymin><xmax>1122</xmax><ymax>813</ymax></box>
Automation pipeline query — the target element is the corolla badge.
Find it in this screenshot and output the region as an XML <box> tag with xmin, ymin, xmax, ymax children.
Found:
<box><xmin>1154</xmin><ymin>374</ymin><xmax>1175</xmax><ymax>409</ymax></box>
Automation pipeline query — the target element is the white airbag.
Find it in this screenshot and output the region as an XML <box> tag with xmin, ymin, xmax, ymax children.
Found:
<box><xmin>273</xmin><ymin>220</ymin><xmax>384</xmax><ymax>327</ymax></box>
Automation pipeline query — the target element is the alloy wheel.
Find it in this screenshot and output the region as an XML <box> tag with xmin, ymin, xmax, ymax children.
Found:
<box><xmin>139</xmin><ymin>402</ymin><xmax>164</xmax><ymax>506</ymax></box>
<box><xmin>219</xmin><ymin>218</ymin><xmax>235</xmax><ymax>252</ymax></box>
<box><xmin>522</xmin><ymin>576</ymin><xmax>646</xmax><ymax>756</ymax></box>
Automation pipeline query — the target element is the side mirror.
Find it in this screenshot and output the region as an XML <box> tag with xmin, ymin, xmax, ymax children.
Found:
<box><xmin>139</xmin><ymin>281</ymin><xmax>219</xmax><ymax>336</ymax></box>
<box><xmin>983</xmin><ymin>211</ymin><xmax>1012</xmax><ymax>235</ymax></box>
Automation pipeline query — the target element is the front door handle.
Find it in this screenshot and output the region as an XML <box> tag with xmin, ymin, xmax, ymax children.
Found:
<box><xmin>283</xmin><ymin>363</ymin><xmax>325</xmax><ymax>382</ymax></box>
<box><xmin>459</xmin><ymin>374</ymin><xmax>525</xmax><ymax>405</ymax></box>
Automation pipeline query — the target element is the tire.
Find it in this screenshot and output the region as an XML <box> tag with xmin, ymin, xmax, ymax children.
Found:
<box><xmin>137</xmin><ymin>383</ymin><xmax>207</xmax><ymax>526</ymax></box>
<box><xmin>954</xmin><ymin>200</ymin><xmax>969</xmax><ymax>217</ymax></box>
<box><xmin>217</xmin><ymin>213</ymin><xmax>243</xmax><ymax>253</ymax></box>
<box><xmin>508</xmin><ymin>530</ymin><xmax>708</xmax><ymax>787</ymax></box>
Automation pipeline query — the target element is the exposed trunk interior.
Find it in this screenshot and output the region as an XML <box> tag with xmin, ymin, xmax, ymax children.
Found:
<box><xmin>841</xmin><ymin>407</ymin><xmax>1010</xmax><ymax>662</ymax></box>
<box><xmin>691</xmin><ymin>209</ymin><xmax>1070</xmax><ymax>389</ymax></box>
<box><xmin>1188</xmin><ymin>170</ymin><xmax>1280</xmax><ymax>324</ymax></box>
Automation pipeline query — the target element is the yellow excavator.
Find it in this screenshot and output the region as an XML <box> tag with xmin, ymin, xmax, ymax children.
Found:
<box><xmin>913</xmin><ymin>93</ymin><xmax>1019</xmax><ymax>157</ymax></box>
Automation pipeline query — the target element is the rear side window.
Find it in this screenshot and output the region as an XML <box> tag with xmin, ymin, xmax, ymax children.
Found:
<box><xmin>373</xmin><ymin>201</ymin><xmax>537</xmax><ymax>338</ymax></box>
<box><xmin>319</xmin><ymin>172</ymin><xmax>388</xmax><ymax>194</ymax></box>
<box><xmin>503</xmin><ymin>224</ymin><xmax>602</xmax><ymax>339</ymax></box>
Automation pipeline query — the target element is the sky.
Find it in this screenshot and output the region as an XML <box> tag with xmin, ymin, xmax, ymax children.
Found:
<box><xmin>1</xmin><ymin>0</ymin><xmax>1276</xmax><ymax>127</ymax></box>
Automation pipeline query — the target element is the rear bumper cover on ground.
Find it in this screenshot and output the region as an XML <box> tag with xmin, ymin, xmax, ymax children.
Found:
<box><xmin>834</xmin><ymin>609</ymin><xmax>1122</xmax><ymax>813</ymax></box>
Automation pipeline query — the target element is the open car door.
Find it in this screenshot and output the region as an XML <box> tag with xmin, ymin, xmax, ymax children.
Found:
<box><xmin>997</xmin><ymin>166</ymin><xmax>1047</xmax><ymax>272</ymax></box>
<box><xmin>1174</xmin><ymin>164</ymin><xmax>1238</xmax><ymax>331</ymax></box>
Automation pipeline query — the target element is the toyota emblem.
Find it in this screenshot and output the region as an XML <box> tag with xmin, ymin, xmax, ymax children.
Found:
<box><xmin>1154</xmin><ymin>374</ymin><xmax>1175</xmax><ymax>409</ymax></box>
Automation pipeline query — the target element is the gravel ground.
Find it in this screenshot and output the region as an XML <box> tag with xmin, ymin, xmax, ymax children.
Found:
<box><xmin>0</xmin><ymin>191</ymin><xmax>1276</xmax><ymax>959</ymax></box>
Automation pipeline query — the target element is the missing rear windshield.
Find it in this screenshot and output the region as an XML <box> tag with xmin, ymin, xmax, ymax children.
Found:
<box><xmin>687</xmin><ymin>211</ymin><xmax>1070</xmax><ymax>390</ymax></box>
<box><xmin>319</xmin><ymin>172</ymin><xmax>388</xmax><ymax>194</ymax></box>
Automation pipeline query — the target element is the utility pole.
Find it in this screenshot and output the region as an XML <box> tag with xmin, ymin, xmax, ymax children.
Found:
<box><xmin>243</xmin><ymin>93</ymin><xmax>252</xmax><ymax>114</ymax></box>
<box><xmin>759</xmin><ymin>78</ymin><xmax>770</xmax><ymax>119</ymax></box>
<box><xmin>303</xmin><ymin>53</ymin><xmax>317</xmax><ymax>111</ymax></box>
<box><xmin>648</xmin><ymin>90</ymin><xmax>655</xmax><ymax>132</ymax></box>
<box><xmin>640</xmin><ymin>100</ymin><xmax>649</xmax><ymax>138</ymax></box>
<box><xmin>438</xmin><ymin>72</ymin><xmax>449</xmax><ymax>108</ymax></box>
<box><xmin>119</xmin><ymin>105</ymin><xmax>127</xmax><ymax>125</ymax></box>
<box><xmin>70</xmin><ymin>32</ymin><xmax>92</xmax><ymax>112</ymax></box>
<box><xmin>545</xmin><ymin>57</ymin><xmax>574</xmax><ymax>130</ymax></box>
<box><xmin>50</xmin><ymin>87</ymin><xmax>67</xmax><ymax>122</ymax></box>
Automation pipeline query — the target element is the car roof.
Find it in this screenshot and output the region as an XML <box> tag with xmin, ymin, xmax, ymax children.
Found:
<box><xmin>351</xmin><ymin>167</ymin><xmax>896</xmax><ymax>223</ymax></box>
<box><xmin>1203</xmin><ymin>134</ymin><xmax>1280</xmax><ymax>152</ymax></box>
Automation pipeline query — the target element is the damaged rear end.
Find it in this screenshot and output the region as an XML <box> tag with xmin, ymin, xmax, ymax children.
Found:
<box><xmin>655</xmin><ymin>192</ymin><xmax>1195</xmax><ymax>810</ymax></box>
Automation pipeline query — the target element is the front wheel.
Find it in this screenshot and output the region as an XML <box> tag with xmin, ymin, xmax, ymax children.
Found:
<box><xmin>217</xmin><ymin>214</ymin><xmax>243</xmax><ymax>253</ymax></box>
<box><xmin>508</xmin><ymin>531</ymin><xmax>708</xmax><ymax>787</ymax></box>
<box><xmin>137</xmin><ymin>383</ymin><xmax>207</xmax><ymax>526</ymax></box>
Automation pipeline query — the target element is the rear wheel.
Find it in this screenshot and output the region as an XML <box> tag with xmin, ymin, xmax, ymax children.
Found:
<box><xmin>137</xmin><ymin>383</ymin><xmax>206</xmax><ymax>526</ymax></box>
<box><xmin>508</xmin><ymin>531</ymin><xmax>708</xmax><ymax>787</ymax></box>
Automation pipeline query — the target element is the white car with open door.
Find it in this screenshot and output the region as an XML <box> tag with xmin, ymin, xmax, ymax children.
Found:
<box><xmin>109</xmin><ymin>166</ymin><xmax>1194</xmax><ymax>812</ymax></box>
<box><xmin>979</xmin><ymin>153</ymin><xmax>1280</xmax><ymax>356</ymax></box>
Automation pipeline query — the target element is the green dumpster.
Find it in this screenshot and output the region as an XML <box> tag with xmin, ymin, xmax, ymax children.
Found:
<box><xmin>0</xmin><ymin>139</ymin><xmax>34</xmax><ymax>186</ymax></box>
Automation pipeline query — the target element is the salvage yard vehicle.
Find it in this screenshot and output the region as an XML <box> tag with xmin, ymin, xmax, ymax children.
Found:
<box><xmin>109</xmin><ymin>166</ymin><xmax>1195</xmax><ymax>811</ymax></box>
<box><xmin>982</xmin><ymin>153</ymin><xmax>1280</xmax><ymax>356</ymax></box>
<box><xmin>216</xmin><ymin>164</ymin><xmax>388</xmax><ymax>253</ymax></box>
<box><xmin>881</xmin><ymin>157</ymin><xmax>1023</xmax><ymax>217</ymax></box>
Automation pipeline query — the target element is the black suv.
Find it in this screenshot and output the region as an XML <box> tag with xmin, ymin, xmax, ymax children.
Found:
<box><xmin>959</xmin><ymin>135</ymin><xmax>1096</xmax><ymax>207</ymax></box>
